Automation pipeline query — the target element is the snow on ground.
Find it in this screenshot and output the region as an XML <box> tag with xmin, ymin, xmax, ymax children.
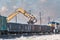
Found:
<box><xmin>16</xmin><ymin>34</ymin><xmax>60</xmax><ymax>40</ymax></box>
<box><xmin>0</xmin><ymin>34</ymin><xmax>60</xmax><ymax>40</ymax></box>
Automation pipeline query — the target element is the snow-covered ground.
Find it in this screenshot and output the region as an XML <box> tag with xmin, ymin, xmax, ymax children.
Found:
<box><xmin>0</xmin><ymin>34</ymin><xmax>60</xmax><ymax>40</ymax></box>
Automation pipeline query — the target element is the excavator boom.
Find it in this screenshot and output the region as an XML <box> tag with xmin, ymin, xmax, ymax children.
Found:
<box><xmin>7</xmin><ymin>12</ymin><xmax>18</xmax><ymax>21</ymax></box>
<box><xmin>7</xmin><ymin>8</ymin><xmax>37</xmax><ymax>24</ymax></box>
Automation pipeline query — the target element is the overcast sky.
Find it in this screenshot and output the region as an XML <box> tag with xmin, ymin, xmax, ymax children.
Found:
<box><xmin>0</xmin><ymin>0</ymin><xmax>60</xmax><ymax>25</ymax></box>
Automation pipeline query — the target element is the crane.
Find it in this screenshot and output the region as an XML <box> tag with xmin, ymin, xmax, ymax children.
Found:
<box><xmin>7</xmin><ymin>8</ymin><xmax>37</xmax><ymax>24</ymax></box>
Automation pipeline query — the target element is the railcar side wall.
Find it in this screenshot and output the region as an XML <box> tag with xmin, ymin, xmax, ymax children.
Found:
<box><xmin>7</xmin><ymin>23</ymin><xmax>52</xmax><ymax>33</ymax></box>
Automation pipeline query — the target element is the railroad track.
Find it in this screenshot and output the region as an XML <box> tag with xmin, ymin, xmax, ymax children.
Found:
<box><xmin>0</xmin><ymin>32</ymin><xmax>60</xmax><ymax>38</ymax></box>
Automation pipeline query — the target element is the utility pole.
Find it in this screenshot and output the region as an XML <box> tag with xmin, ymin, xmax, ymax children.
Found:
<box><xmin>28</xmin><ymin>10</ymin><xmax>32</xmax><ymax>31</ymax></box>
<box><xmin>39</xmin><ymin>12</ymin><xmax>42</xmax><ymax>25</ymax></box>
<box><xmin>0</xmin><ymin>11</ymin><xmax>1</xmax><ymax>16</ymax></box>
<box><xmin>48</xmin><ymin>16</ymin><xmax>50</xmax><ymax>23</ymax></box>
<box><xmin>15</xmin><ymin>15</ymin><xmax>17</xmax><ymax>23</ymax></box>
<box><xmin>13</xmin><ymin>6</ymin><xmax>17</xmax><ymax>23</ymax></box>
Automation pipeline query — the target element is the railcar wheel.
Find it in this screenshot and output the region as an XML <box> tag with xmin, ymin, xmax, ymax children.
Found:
<box><xmin>48</xmin><ymin>32</ymin><xmax>51</xmax><ymax>34</ymax></box>
<box><xmin>42</xmin><ymin>32</ymin><xmax>46</xmax><ymax>35</ymax></box>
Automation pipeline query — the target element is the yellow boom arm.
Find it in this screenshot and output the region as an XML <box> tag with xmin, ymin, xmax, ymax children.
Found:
<box><xmin>7</xmin><ymin>8</ymin><xmax>37</xmax><ymax>23</ymax></box>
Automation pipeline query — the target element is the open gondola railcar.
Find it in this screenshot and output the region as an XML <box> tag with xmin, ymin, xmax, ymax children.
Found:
<box><xmin>7</xmin><ymin>23</ymin><xmax>53</xmax><ymax>34</ymax></box>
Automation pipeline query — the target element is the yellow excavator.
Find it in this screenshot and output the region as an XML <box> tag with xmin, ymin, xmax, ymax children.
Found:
<box><xmin>7</xmin><ymin>8</ymin><xmax>37</xmax><ymax>24</ymax></box>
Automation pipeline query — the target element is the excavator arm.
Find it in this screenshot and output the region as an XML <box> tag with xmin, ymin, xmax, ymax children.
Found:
<box><xmin>7</xmin><ymin>12</ymin><xmax>18</xmax><ymax>21</ymax></box>
<box><xmin>7</xmin><ymin>8</ymin><xmax>37</xmax><ymax>24</ymax></box>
